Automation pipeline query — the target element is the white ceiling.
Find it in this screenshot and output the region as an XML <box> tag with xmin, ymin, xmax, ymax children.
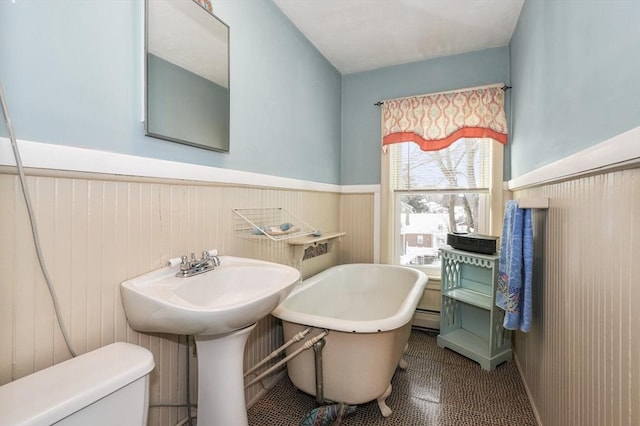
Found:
<box><xmin>273</xmin><ymin>0</ymin><xmax>525</xmax><ymax>74</ymax></box>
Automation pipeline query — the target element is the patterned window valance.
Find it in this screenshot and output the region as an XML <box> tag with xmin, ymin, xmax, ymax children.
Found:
<box><xmin>382</xmin><ymin>85</ymin><xmax>508</xmax><ymax>152</ymax></box>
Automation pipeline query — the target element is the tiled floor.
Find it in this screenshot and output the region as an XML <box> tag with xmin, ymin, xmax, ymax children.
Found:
<box><xmin>247</xmin><ymin>329</ymin><xmax>537</xmax><ymax>425</ymax></box>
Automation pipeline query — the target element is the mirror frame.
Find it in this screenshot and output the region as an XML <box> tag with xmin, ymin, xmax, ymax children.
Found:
<box><xmin>144</xmin><ymin>0</ymin><xmax>230</xmax><ymax>152</ymax></box>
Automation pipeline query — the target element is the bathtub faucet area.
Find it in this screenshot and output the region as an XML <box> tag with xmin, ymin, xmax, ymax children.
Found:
<box><xmin>176</xmin><ymin>249</ymin><xmax>220</xmax><ymax>278</ymax></box>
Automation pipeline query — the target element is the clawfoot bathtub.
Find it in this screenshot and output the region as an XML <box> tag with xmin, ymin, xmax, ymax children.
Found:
<box><xmin>272</xmin><ymin>263</ymin><xmax>427</xmax><ymax>417</ymax></box>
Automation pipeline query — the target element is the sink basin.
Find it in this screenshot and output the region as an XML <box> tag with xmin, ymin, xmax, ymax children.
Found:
<box><xmin>120</xmin><ymin>256</ymin><xmax>300</xmax><ymax>336</ymax></box>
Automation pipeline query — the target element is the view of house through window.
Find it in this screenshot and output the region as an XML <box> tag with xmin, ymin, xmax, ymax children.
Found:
<box><xmin>390</xmin><ymin>138</ymin><xmax>493</xmax><ymax>269</ymax></box>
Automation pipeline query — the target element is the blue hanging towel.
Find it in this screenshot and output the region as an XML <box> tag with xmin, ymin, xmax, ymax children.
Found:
<box><xmin>495</xmin><ymin>200</ymin><xmax>533</xmax><ymax>332</ymax></box>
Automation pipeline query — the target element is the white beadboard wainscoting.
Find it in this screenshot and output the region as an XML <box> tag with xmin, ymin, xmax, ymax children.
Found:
<box><xmin>507</xmin><ymin>126</ymin><xmax>640</xmax><ymax>426</ymax></box>
<box><xmin>0</xmin><ymin>168</ymin><xmax>348</xmax><ymax>426</ymax></box>
<box><xmin>339</xmin><ymin>192</ymin><xmax>375</xmax><ymax>264</ymax></box>
<box><xmin>0</xmin><ymin>136</ymin><xmax>381</xmax><ymax>426</ymax></box>
<box><xmin>512</xmin><ymin>168</ymin><xmax>640</xmax><ymax>426</ymax></box>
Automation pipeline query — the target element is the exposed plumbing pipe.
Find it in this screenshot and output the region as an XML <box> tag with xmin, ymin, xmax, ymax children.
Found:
<box><xmin>175</xmin><ymin>414</ymin><xmax>195</xmax><ymax>426</ymax></box>
<box><xmin>243</xmin><ymin>327</ymin><xmax>311</xmax><ymax>378</ymax></box>
<box><xmin>185</xmin><ymin>335</ymin><xmax>194</xmax><ymax>426</ymax></box>
<box><xmin>0</xmin><ymin>82</ymin><xmax>77</xmax><ymax>357</ymax></box>
<box><xmin>313</xmin><ymin>337</ymin><xmax>326</xmax><ymax>404</ymax></box>
<box><xmin>244</xmin><ymin>330</ymin><xmax>328</xmax><ymax>389</ymax></box>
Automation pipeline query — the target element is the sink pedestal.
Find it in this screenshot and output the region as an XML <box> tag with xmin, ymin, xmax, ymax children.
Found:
<box><xmin>195</xmin><ymin>323</ymin><xmax>256</xmax><ymax>426</ymax></box>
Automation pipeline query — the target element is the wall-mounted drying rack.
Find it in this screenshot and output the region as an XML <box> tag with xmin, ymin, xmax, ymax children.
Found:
<box><xmin>232</xmin><ymin>208</ymin><xmax>346</xmax><ymax>272</ymax></box>
<box><xmin>517</xmin><ymin>198</ymin><xmax>549</xmax><ymax>209</ymax></box>
<box><xmin>232</xmin><ymin>208</ymin><xmax>317</xmax><ymax>241</ymax></box>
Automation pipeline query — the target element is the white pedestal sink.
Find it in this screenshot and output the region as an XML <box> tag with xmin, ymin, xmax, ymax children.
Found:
<box><xmin>195</xmin><ymin>325</ymin><xmax>256</xmax><ymax>426</ymax></box>
<box><xmin>120</xmin><ymin>256</ymin><xmax>300</xmax><ymax>426</ymax></box>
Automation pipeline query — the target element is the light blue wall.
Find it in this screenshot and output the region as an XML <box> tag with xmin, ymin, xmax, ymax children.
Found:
<box><xmin>9</xmin><ymin>1</ymin><xmax>633</xmax><ymax>186</ymax></box>
<box><xmin>0</xmin><ymin>0</ymin><xmax>342</xmax><ymax>184</ymax></box>
<box><xmin>509</xmin><ymin>0</ymin><xmax>640</xmax><ymax>178</ymax></box>
<box><xmin>340</xmin><ymin>47</ymin><xmax>510</xmax><ymax>185</ymax></box>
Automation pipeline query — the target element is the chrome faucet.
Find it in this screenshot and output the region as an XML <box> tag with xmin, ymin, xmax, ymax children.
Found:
<box><xmin>176</xmin><ymin>250</ymin><xmax>220</xmax><ymax>278</ymax></box>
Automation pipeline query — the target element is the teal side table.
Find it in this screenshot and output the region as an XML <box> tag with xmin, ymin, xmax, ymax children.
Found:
<box><xmin>437</xmin><ymin>248</ymin><xmax>512</xmax><ymax>371</ymax></box>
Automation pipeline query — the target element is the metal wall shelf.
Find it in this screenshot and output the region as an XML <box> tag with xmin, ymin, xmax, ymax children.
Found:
<box><xmin>232</xmin><ymin>208</ymin><xmax>318</xmax><ymax>241</ymax></box>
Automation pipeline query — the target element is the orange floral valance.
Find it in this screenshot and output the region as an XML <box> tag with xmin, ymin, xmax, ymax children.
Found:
<box><xmin>382</xmin><ymin>85</ymin><xmax>508</xmax><ymax>152</ymax></box>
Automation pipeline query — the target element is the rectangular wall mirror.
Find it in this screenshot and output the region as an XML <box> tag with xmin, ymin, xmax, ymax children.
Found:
<box><xmin>145</xmin><ymin>0</ymin><xmax>230</xmax><ymax>152</ymax></box>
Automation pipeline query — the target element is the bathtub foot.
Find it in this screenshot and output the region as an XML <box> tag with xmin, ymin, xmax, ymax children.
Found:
<box><xmin>376</xmin><ymin>384</ymin><xmax>393</xmax><ymax>417</ymax></box>
<box><xmin>398</xmin><ymin>342</ymin><xmax>409</xmax><ymax>369</ymax></box>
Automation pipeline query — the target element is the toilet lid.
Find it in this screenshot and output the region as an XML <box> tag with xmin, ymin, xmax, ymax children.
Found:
<box><xmin>0</xmin><ymin>342</ymin><xmax>154</xmax><ymax>426</ymax></box>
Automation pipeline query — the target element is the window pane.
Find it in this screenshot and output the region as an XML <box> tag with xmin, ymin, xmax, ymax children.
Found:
<box><xmin>396</xmin><ymin>192</ymin><xmax>487</xmax><ymax>267</ymax></box>
<box><xmin>390</xmin><ymin>138</ymin><xmax>492</xmax><ymax>191</ymax></box>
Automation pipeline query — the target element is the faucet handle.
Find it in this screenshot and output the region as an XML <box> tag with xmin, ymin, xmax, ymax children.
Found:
<box><xmin>180</xmin><ymin>255</ymin><xmax>190</xmax><ymax>271</ymax></box>
<box><xmin>205</xmin><ymin>249</ymin><xmax>220</xmax><ymax>266</ymax></box>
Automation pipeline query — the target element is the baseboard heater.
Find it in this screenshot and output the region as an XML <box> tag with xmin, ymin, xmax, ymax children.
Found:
<box><xmin>412</xmin><ymin>309</ymin><xmax>440</xmax><ymax>330</ymax></box>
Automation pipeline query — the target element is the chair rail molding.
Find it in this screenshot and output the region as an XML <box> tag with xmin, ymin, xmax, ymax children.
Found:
<box><xmin>508</xmin><ymin>126</ymin><xmax>640</xmax><ymax>190</ymax></box>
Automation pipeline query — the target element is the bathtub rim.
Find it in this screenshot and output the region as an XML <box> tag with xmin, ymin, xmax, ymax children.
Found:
<box><xmin>271</xmin><ymin>263</ymin><xmax>427</xmax><ymax>333</ymax></box>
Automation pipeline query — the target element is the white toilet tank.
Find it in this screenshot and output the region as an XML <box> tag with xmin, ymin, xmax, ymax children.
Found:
<box><xmin>0</xmin><ymin>342</ymin><xmax>155</xmax><ymax>426</ymax></box>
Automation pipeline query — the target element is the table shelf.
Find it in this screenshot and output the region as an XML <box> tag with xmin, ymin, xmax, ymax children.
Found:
<box><xmin>441</xmin><ymin>288</ymin><xmax>492</xmax><ymax>310</ymax></box>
